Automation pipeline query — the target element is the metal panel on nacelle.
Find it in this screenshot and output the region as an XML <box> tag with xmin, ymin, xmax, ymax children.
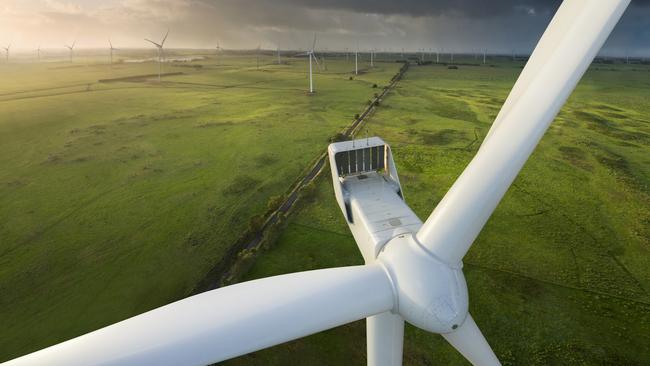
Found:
<box><xmin>328</xmin><ymin>137</ymin><xmax>420</xmax><ymax>263</ymax></box>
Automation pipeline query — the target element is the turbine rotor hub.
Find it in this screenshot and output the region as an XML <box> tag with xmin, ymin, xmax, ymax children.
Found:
<box><xmin>378</xmin><ymin>233</ymin><xmax>469</xmax><ymax>334</ymax></box>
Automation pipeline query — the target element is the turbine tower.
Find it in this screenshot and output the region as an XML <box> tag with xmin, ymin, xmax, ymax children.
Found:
<box><xmin>3</xmin><ymin>1</ymin><xmax>631</xmax><ymax>366</ymax></box>
<box><xmin>215</xmin><ymin>42</ymin><xmax>222</xmax><ymax>66</ymax></box>
<box><xmin>65</xmin><ymin>41</ymin><xmax>76</xmax><ymax>63</ymax></box>
<box><xmin>108</xmin><ymin>39</ymin><xmax>118</xmax><ymax>65</ymax></box>
<box><xmin>145</xmin><ymin>29</ymin><xmax>169</xmax><ymax>83</ymax></box>
<box><xmin>355</xmin><ymin>45</ymin><xmax>359</xmax><ymax>75</ymax></box>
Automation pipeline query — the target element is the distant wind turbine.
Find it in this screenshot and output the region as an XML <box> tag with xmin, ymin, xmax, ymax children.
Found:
<box><xmin>277</xmin><ymin>44</ymin><xmax>281</xmax><ymax>65</ymax></box>
<box><xmin>145</xmin><ymin>29</ymin><xmax>169</xmax><ymax>82</ymax></box>
<box><xmin>296</xmin><ymin>34</ymin><xmax>322</xmax><ymax>94</ymax></box>
<box><xmin>109</xmin><ymin>39</ymin><xmax>118</xmax><ymax>65</ymax></box>
<box><xmin>355</xmin><ymin>45</ymin><xmax>359</xmax><ymax>75</ymax></box>
<box><xmin>216</xmin><ymin>41</ymin><xmax>222</xmax><ymax>66</ymax></box>
<box><xmin>3</xmin><ymin>44</ymin><xmax>10</xmax><ymax>63</ymax></box>
<box><xmin>37</xmin><ymin>45</ymin><xmax>41</xmax><ymax>62</ymax></box>
<box><xmin>65</xmin><ymin>41</ymin><xmax>76</xmax><ymax>63</ymax></box>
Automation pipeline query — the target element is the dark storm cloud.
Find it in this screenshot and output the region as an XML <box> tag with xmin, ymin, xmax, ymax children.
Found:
<box><xmin>192</xmin><ymin>0</ymin><xmax>649</xmax><ymax>55</ymax></box>
<box><xmin>2</xmin><ymin>0</ymin><xmax>648</xmax><ymax>54</ymax></box>
<box><xmin>278</xmin><ymin>0</ymin><xmax>562</xmax><ymax>18</ymax></box>
<box><xmin>211</xmin><ymin>0</ymin><xmax>650</xmax><ymax>19</ymax></box>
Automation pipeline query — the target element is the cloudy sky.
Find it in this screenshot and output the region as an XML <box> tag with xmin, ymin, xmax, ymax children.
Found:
<box><xmin>1</xmin><ymin>0</ymin><xmax>648</xmax><ymax>56</ymax></box>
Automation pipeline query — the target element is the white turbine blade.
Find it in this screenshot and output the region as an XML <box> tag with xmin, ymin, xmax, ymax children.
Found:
<box><xmin>367</xmin><ymin>312</ymin><xmax>404</xmax><ymax>366</ymax></box>
<box><xmin>161</xmin><ymin>29</ymin><xmax>169</xmax><ymax>46</ymax></box>
<box><xmin>482</xmin><ymin>0</ymin><xmax>583</xmax><ymax>145</ymax></box>
<box><xmin>5</xmin><ymin>265</ymin><xmax>394</xmax><ymax>366</ymax></box>
<box><xmin>145</xmin><ymin>38</ymin><xmax>162</xmax><ymax>48</ymax></box>
<box><xmin>442</xmin><ymin>314</ymin><xmax>500</xmax><ymax>366</ymax></box>
<box><xmin>415</xmin><ymin>0</ymin><xmax>630</xmax><ymax>265</ymax></box>
<box><xmin>294</xmin><ymin>52</ymin><xmax>310</xmax><ymax>57</ymax></box>
<box><xmin>109</xmin><ymin>38</ymin><xmax>113</xmax><ymax>48</ymax></box>
<box><xmin>312</xmin><ymin>33</ymin><xmax>317</xmax><ymax>51</ymax></box>
<box><xmin>313</xmin><ymin>53</ymin><xmax>323</xmax><ymax>71</ymax></box>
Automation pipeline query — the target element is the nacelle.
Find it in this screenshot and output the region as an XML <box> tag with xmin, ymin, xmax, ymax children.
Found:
<box><xmin>328</xmin><ymin>137</ymin><xmax>421</xmax><ymax>262</ymax></box>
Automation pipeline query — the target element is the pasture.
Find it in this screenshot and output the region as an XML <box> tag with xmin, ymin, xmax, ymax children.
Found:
<box><xmin>0</xmin><ymin>52</ymin><xmax>401</xmax><ymax>361</ymax></box>
<box><xmin>226</xmin><ymin>62</ymin><xmax>650</xmax><ymax>365</ymax></box>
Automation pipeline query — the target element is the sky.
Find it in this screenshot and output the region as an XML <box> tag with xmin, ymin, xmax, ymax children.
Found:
<box><xmin>1</xmin><ymin>0</ymin><xmax>648</xmax><ymax>56</ymax></box>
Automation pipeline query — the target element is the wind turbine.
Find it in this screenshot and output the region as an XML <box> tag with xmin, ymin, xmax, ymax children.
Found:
<box><xmin>355</xmin><ymin>45</ymin><xmax>359</xmax><ymax>75</ymax></box>
<box><xmin>215</xmin><ymin>42</ymin><xmax>222</xmax><ymax>66</ymax></box>
<box><xmin>277</xmin><ymin>44</ymin><xmax>281</xmax><ymax>65</ymax></box>
<box><xmin>297</xmin><ymin>34</ymin><xmax>321</xmax><ymax>94</ymax></box>
<box><xmin>108</xmin><ymin>39</ymin><xmax>118</xmax><ymax>65</ymax></box>
<box><xmin>3</xmin><ymin>1</ymin><xmax>630</xmax><ymax>366</ymax></box>
<box><xmin>3</xmin><ymin>44</ymin><xmax>10</xmax><ymax>63</ymax></box>
<box><xmin>145</xmin><ymin>29</ymin><xmax>169</xmax><ymax>83</ymax></box>
<box><xmin>254</xmin><ymin>44</ymin><xmax>261</xmax><ymax>70</ymax></box>
<box><xmin>65</xmin><ymin>41</ymin><xmax>76</xmax><ymax>63</ymax></box>
<box><xmin>483</xmin><ymin>48</ymin><xmax>487</xmax><ymax>64</ymax></box>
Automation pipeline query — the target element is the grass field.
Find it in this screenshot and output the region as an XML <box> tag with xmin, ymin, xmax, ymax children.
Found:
<box><xmin>225</xmin><ymin>62</ymin><xmax>650</xmax><ymax>365</ymax></box>
<box><xmin>0</xmin><ymin>52</ymin><xmax>401</xmax><ymax>361</ymax></box>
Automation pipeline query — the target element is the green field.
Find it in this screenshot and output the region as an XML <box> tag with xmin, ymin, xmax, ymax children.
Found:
<box><xmin>226</xmin><ymin>62</ymin><xmax>650</xmax><ymax>365</ymax></box>
<box><xmin>0</xmin><ymin>53</ymin><xmax>401</xmax><ymax>361</ymax></box>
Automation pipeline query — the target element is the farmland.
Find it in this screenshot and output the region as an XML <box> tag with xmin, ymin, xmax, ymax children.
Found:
<box><xmin>0</xmin><ymin>52</ymin><xmax>401</xmax><ymax>361</ymax></box>
<box><xmin>226</xmin><ymin>62</ymin><xmax>650</xmax><ymax>365</ymax></box>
